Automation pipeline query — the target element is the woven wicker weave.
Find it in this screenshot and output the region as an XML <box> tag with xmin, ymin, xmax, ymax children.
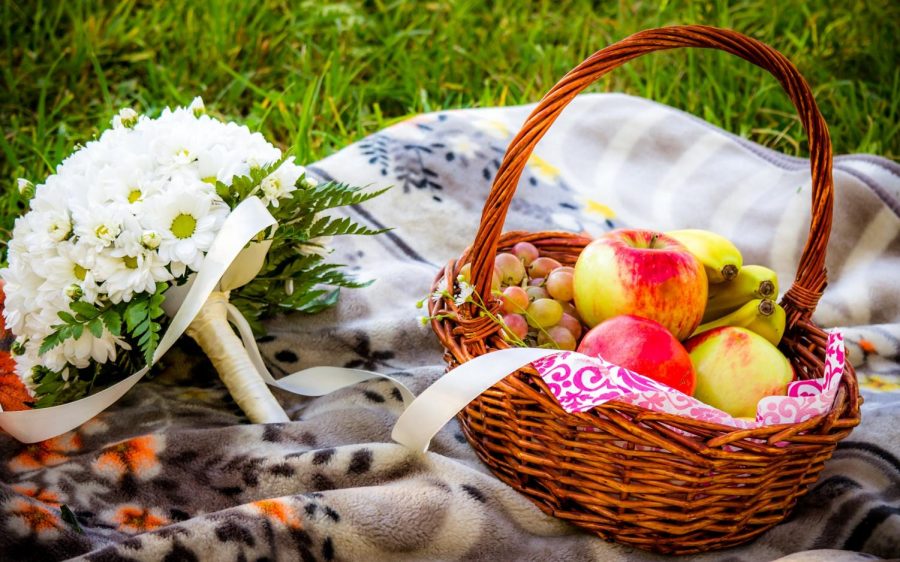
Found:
<box><xmin>428</xmin><ymin>25</ymin><xmax>861</xmax><ymax>555</ymax></box>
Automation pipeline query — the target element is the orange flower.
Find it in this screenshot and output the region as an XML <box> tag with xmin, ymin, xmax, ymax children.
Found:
<box><xmin>7</xmin><ymin>499</ymin><xmax>61</xmax><ymax>537</ymax></box>
<box><xmin>111</xmin><ymin>505</ymin><xmax>168</xmax><ymax>533</ymax></box>
<box><xmin>0</xmin><ymin>350</ymin><xmax>32</xmax><ymax>412</ymax></box>
<box><xmin>11</xmin><ymin>484</ymin><xmax>62</xmax><ymax>507</ymax></box>
<box><xmin>92</xmin><ymin>435</ymin><xmax>164</xmax><ymax>481</ymax></box>
<box><xmin>251</xmin><ymin>499</ymin><xmax>302</xmax><ymax>529</ymax></box>
<box><xmin>8</xmin><ymin>432</ymin><xmax>82</xmax><ymax>473</ymax></box>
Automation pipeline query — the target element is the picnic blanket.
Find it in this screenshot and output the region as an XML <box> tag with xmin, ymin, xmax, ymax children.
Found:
<box><xmin>1</xmin><ymin>93</ymin><xmax>898</xmax><ymax>561</ymax></box>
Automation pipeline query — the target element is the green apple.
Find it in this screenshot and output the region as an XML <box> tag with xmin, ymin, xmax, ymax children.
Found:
<box><xmin>683</xmin><ymin>326</ymin><xmax>794</xmax><ymax>418</ymax></box>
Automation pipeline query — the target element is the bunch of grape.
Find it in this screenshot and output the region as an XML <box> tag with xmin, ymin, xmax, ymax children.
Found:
<box><xmin>461</xmin><ymin>241</ymin><xmax>584</xmax><ymax>350</ymax></box>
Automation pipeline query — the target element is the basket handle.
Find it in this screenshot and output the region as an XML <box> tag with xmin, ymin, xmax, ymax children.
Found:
<box><xmin>469</xmin><ymin>25</ymin><xmax>833</xmax><ymax>327</ymax></box>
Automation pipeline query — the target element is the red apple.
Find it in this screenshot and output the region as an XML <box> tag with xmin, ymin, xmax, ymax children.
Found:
<box><xmin>577</xmin><ymin>314</ymin><xmax>696</xmax><ymax>395</ymax></box>
<box><xmin>683</xmin><ymin>326</ymin><xmax>794</xmax><ymax>418</ymax></box>
<box><xmin>573</xmin><ymin>229</ymin><xmax>707</xmax><ymax>340</ymax></box>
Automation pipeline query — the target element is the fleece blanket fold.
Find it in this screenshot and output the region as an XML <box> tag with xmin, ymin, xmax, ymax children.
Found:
<box><xmin>1</xmin><ymin>93</ymin><xmax>898</xmax><ymax>561</ymax></box>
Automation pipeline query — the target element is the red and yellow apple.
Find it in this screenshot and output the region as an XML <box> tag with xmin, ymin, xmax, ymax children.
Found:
<box><xmin>683</xmin><ymin>326</ymin><xmax>794</xmax><ymax>418</ymax></box>
<box><xmin>577</xmin><ymin>314</ymin><xmax>696</xmax><ymax>395</ymax></box>
<box><xmin>573</xmin><ymin>229</ymin><xmax>707</xmax><ymax>340</ymax></box>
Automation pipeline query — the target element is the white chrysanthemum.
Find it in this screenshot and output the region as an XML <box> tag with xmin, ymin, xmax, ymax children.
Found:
<box><xmin>101</xmin><ymin>234</ymin><xmax>173</xmax><ymax>303</ymax></box>
<box><xmin>92</xmin><ymin>155</ymin><xmax>159</xmax><ymax>208</ymax></box>
<box><xmin>35</xmin><ymin>242</ymin><xmax>106</xmax><ymax>305</ymax></box>
<box><xmin>72</xmin><ymin>204</ymin><xmax>125</xmax><ymax>249</ymax></box>
<box><xmin>146</xmin><ymin>183</ymin><xmax>228</xmax><ymax>277</ymax></box>
<box><xmin>51</xmin><ymin>328</ymin><xmax>131</xmax><ymax>372</ymax></box>
<box><xmin>0</xmin><ymin>261</ymin><xmax>42</xmax><ymax>336</ymax></box>
<box><xmin>259</xmin><ymin>160</ymin><xmax>305</xmax><ymax>208</ymax></box>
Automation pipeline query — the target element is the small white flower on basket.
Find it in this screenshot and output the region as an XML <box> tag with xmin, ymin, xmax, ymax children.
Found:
<box><xmin>1</xmin><ymin>98</ymin><xmax>387</xmax><ymax>418</ymax></box>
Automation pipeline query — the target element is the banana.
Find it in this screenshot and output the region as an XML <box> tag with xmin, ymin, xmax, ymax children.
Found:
<box><xmin>666</xmin><ymin>229</ymin><xmax>743</xmax><ymax>283</ymax></box>
<box><xmin>692</xmin><ymin>298</ymin><xmax>786</xmax><ymax>346</ymax></box>
<box><xmin>702</xmin><ymin>265</ymin><xmax>779</xmax><ymax>323</ymax></box>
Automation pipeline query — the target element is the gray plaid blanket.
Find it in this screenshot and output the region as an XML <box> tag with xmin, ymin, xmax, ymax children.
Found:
<box><xmin>1</xmin><ymin>94</ymin><xmax>898</xmax><ymax>561</ymax></box>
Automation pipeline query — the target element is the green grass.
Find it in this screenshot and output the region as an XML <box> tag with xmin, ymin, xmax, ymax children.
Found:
<box><xmin>2</xmin><ymin>0</ymin><xmax>898</xmax><ymax>256</ymax></box>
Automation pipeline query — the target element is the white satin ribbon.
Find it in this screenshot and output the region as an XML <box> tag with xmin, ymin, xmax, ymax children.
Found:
<box><xmin>391</xmin><ymin>348</ymin><xmax>557</xmax><ymax>452</ymax></box>
<box><xmin>222</xmin><ymin>302</ymin><xmax>416</xmax><ymax>406</ymax></box>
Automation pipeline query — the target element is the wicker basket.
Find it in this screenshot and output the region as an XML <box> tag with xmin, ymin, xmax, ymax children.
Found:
<box><xmin>428</xmin><ymin>25</ymin><xmax>861</xmax><ymax>555</ymax></box>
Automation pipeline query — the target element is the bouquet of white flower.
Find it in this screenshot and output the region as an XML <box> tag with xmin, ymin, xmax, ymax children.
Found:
<box><xmin>1</xmin><ymin>98</ymin><xmax>384</xmax><ymax>424</ymax></box>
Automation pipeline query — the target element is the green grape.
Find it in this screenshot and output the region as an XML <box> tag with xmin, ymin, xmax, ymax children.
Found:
<box><xmin>512</xmin><ymin>241</ymin><xmax>540</xmax><ymax>266</ymax></box>
<box><xmin>526</xmin><ymin>298</ymin><xmax>563</xmax><ymax>329</ymax></box>
<box><xmin>526</xmin><ymin>286</ymin><xmax>548</xmax><ymax>302</ymax></box>
<box><xmin>528</xmin><ymin>257</ymin><xmax>562</xmax><ymax>279</ymax></box>
<box><xmin>501</xmin><ymin>286</ymin><xmax>529</xmax><ymax>314</ymax></box>
<box><xmin>495</xmin><ymin>253</ymin><xmax>526</xmax><ymax>286</ymax></box>
<box><xmin>500</xmin><ymin>313</ymin><xmax>529</xmax><ymax>340</ymax></box>
<box><xmin>538</xmin><ymin>326</ymin><xmax>577</xmax><ymax>351</ymax></box>
<box><xmin>545</xmin><ymin>270</ymin><xmax>574</xmax><ymax>302</ymax></box>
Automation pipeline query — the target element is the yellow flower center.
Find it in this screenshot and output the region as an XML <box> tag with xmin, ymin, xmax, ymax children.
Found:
<box><xmin>123</xmin><ymin>256</ymin><xmax>139</xmax><ymax>269</ymax></box>
<box><xmin>74</xmin><ymin>264</ymin><xmax>87</xmax><ymax>281</ymax></box>
<box><xmin>171</xmin><ymin>213</ymin><xmax>197</xmax><ymax>239</ymax></box>
<box><xmin>128</xmin><ymin>189</ymin><xmax>142</xmax><ymax>203</ymax></box>
<box><xmin>95</xmin><ymin>224</ymin><xmax>110</xmax><ymax>238</ymax></box>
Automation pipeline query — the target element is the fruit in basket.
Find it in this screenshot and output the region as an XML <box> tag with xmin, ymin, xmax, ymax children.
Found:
<box><xmin>693</xmin><ymin>298</ymin><xmax>786</xmax><ymax>345</ymax></box>
<box><xmin>528</xmin><ymin>257</ymin><xmax>562</xmax><ymax>279</ymax></box>
<box><xmin>512</xmin><ymin>241</ymin><xmax>541</xmax><ymax>266</ymax></box>
<box><xmin>703</xmin><ymin>265</ymin><xmax>779</xmax><ymax>322</ymax></box>
<box><xmin>526</xmin><ymin>298</ymin><xmax>564</xmax><ymax>329</ymax></box>
<box><xmin>500</xmin><ymin>313</ymin><xmax>529</xmax><ymax>340</ymax></box>
<box><xmin>538</xmin><ymin>325</ymin><xmax>577</xmax><ymax>351</ymax></box>
<box><xmin>500</xmin><ymin>286</ymin><xmax>529</xmax><ymax>314</ymax></box>
<box><xmin>684</xmin><ymin>326</ymin><xmax>793</xmax><ymax>418</ymax></box>
<box><xmin>545</xmin><ymin>268</ymin><xmax>575</xmax><ymax>301</ymax></box>
<box><xmin>577</xmin><ymin>314</ymin><xmax>696</xmax><ymax>395</ymax></box>
<box><xmin>573</xmin><ymin>229</ymin><xmax>707</xmax><ymax>340</ymax></box>
<box><xmin>665</xmin><ymin>229</ymin><xmax>743</xmax><ymax>283</ymax></box>
<box><xmin>495</xmin><ymin>253</ymin><xmax>526</xmax><ymax>285</ymax></box>
<box><xmin>557</xmin><ymin>313</ymin><xmax>583</xmax><ymax>340</ymax></box>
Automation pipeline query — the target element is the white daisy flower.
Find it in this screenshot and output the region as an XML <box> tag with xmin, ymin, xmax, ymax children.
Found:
<box><xmin>147</xmin><ymin>184</ymin><xmax>228</xmax><ymax>276</ymax></box>
<box><xmin>72</xmin><ymin>204</ymin><xmax>124</xmax><ymax>249</ymax></box>
<box><xmin>35</xmin><ymin>241</ymin><xmax>105</xmax><ymax>304</ymax></box>
<box><xmin>56</xmin><ymin>328</ymin><xmax>131</xmax><ymax>371</ymax></box>
<box><xmin>101</xmin><ymin>235</ymin><xmax>173</xmax><ymax>303</ymax></box>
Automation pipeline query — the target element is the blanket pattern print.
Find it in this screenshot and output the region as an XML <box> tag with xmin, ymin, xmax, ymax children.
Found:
<box><xmin>1</xmin><ymin>94</ymin><xmax>899</xmax><ymax>561</ymax></box>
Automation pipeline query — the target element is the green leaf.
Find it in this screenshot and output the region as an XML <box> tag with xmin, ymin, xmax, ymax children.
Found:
<box><xmin>88</xmin><ymin>317</ymin><xmax>104</xmax><ymax>338</ymax></box>
<box><xmin>70</xmin><ymin>300</ymin><xmax>100</xmax><ymax>320</ymax></box>
<box><xmin>125</xmin><ymin>300</ymin><xmax>148</xmax><ymax>332</ymax></box>
<box><xmin>101</xmin><ymin>309</ymin><xmax>122</xmax><ymax>337</ymax></box>
<box><xmin>40</xmin><ymin>332</ymin><xmax>62</xmax><ymax>355</ymax></box>
<box><xmin>57</xmin><ymin>311</ymin><xmax>76</xmax><ymax>324</ymax></box>
<box><xmin>71</xmin><ymin>324</ymin><xmax>83</xmax><ymax>340</ymax></box>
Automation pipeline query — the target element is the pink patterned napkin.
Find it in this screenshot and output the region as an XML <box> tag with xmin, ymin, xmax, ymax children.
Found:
<box><xmin>531</xmin><ymin>331</ymin><xmax>846</xmax><ymax>429</ymax></box>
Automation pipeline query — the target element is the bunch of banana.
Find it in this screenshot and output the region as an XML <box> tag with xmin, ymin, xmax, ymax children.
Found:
<box><xmin>693</xmin><ymin>298</ymin><xmax>786</xmax><ymax>345</ymax></box>
<box><xmin>666</xmin><ymin>229</ymin><xmax>786</xmax><ymax>345</ymax></box>
<box><xmin>703</xmin><ymin>264</ymin><xmax>779</xmax><ymax>322</ymax></box>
